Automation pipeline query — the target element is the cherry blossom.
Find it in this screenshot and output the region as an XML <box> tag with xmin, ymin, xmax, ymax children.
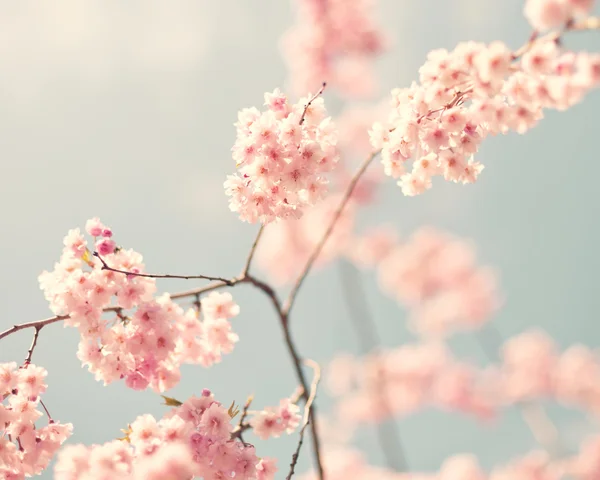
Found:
<box><xmin>38</xmin><ymin>219</ymin><xmax>241</xmax><ymax>392</ymax></box>
<box><xmin>225</xmin><ymin>88</ymin><xmax>339</xmax><ymax>224</ymax></box>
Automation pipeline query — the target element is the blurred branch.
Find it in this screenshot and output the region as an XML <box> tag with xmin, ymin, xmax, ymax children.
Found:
<box><xmin>283</xmin><ymin>149</ymin><xmax>380</xmax><ymax>316</ymax></box>
<box><xmin>338</xmin><ymin>260</ymin><xmax>408</xmax><ymax>472</ymax></box>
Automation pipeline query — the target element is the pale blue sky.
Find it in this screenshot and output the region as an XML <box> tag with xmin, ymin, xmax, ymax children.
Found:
<box><xmin>1</xmin><ymin>0</ymin><xmax>600</xmax><ymax>477</ymax></box>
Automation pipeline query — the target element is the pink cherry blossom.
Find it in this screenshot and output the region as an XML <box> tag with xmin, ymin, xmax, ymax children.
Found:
<box><xmin>226</xmin><ymin>89</ymin><xmax>339</xmax><ymax>224</ymax></box>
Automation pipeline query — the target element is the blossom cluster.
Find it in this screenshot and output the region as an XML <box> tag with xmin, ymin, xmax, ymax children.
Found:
<box><xmin>326</xmin><ymin>343</ymin><xmax>495</xmax><ymax>423</ymax></box>
<box><xmin>225</xmin><ymin>89</ymin><xmax>339</xmax><ymax>224</ymax></box>
<box><xmin>0</xmin><ymin>363</ymin><xmax>72</xmax><ymax>479</ymax></box>
<box><xmin>299</xmin><ymin>447</ymin><xmax>409</xmax><ymax>480</ymax></box>
<box><xmin>54</xmin><ymin>390</ymin><xmax>276</xmax><ymax>480</ymax></box>
<box><xmin>300</xmin><ymin>446</ymin><xmax>600</xmax><ymax>480</ymax></box>
<box><xmin>249</xmin><ymin>397</ymin><xmax>302</xmax><ymax>440</ymax></box>
<box><xmin>525</xmin><ymin>0</ymin><xmax>596</xmax><ymax>31</ymax></box>
<box><xmin>326</xmin><ymin>327</ymin><xmax>600</xmax><ymax>428</ymax></box>
<box><xmin>350</xmin><ymin>226</ymin><xmax>500</xmax><ymax>338</ymax></box>
<box><xmin>500</xmin><ymin>328</ymin><xmax>600</xmax><ymax>412</ymax></box>
<box><xmin>281</xmin><ymin>0</ymin><xmax>387</xmax><ymax>98</ymax></box>
<box><xmin>370</xmin><ymin>21</ymin><xmax>600</xmax><ymax>196</ymax></box>
<box><xmin>38</xmin><ymin>218</ymin><xmax>240</xmax><ymax>392</ymax></box>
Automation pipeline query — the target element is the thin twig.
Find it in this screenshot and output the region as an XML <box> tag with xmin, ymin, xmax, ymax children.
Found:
<box><xmin>93</xmin><ymin>252</ymin><xmax>234</xmax><ymax>285</ymax></box>
<box><xmin>287</xmin><ymin>359</ymin><xmax>321</xmax><ymax>480</ymax></box>
<box><xmin>283</xmin><ymin>150</ymin><xmax>380</xmax><ymax>316</ymax></box>
<box><xmin>337</xmin><ymin>260</ymin><xmax>408</xmax><ymax>471</ymax></box>
<box><xmin>232</xmin><ymin>395</ymin><xmax>254</xmax><ymax>442</ymax></box>
<box><xmin>243</xmin><ymin>274</ymin><xmax>325</xmax><ymax>479</ymax></box>
<box><xmin>24</xmin><ymin>326</ymin><xmax>43</xmax><ymax>365</ymax></box>
<box><xmin>242</xmin><ymin>226</ymin><xmax>265</xmax><ymax>276</ymax></box>
<box><xmin>299</xmin><ymin>82</ymin><xmax>327</xmax><ymax>125</ymax></box>
<box><xmin>512</xmin><ymin>16</ymin><xmax>600</xmax><ymax>60</ymax></box>
<box><xmin>168</xmin><ymin>280</ymin><xmax>235</xmax><ymax>300</ymax></box>
<box><xmin>0</xmin><ymin>306</ymin><xmax>123</xmax><ymax>341</ymax></box>
<box><xmin>39</xmin><ymin>398</ymin><xmax>53</xmax><ymax>422</ymax></box>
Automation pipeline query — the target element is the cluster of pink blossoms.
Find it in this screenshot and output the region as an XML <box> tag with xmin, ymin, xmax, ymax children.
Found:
<box><xmin>54</xmin><ymin>390</ymin><xmax>277</xmax><ymax>480</ymax></box>
<box><xmin>525</xmin><ymin>0</ymin><xmax>595</xmax><ymax>31</ymax></box>
<box><xmin>326</xmin><ymin>343</ymin><xmax>495</xmax><ymax>423</ymax></box>
<box><xmin>225</xmin><ymin>89</ymin><xmax>339</xmax><ymax>224</ymax></box>
<box><xmin>300</xmin><ymin>446</ymin><xmax>600</xmax><ymax>480</ymax></box>
<box><xmin>249</xmin><ymin>397</ymin><xmax>302</xmax><ymax>440</ymax></box>
<box><xmin>499</xmin><ymin>329</ymin><xmax>600</xmax><ymax>412</ymax></box>
<box><xmin>38</xmin><ymin>218</ymin><xmax>240</xmax><ymax>392</ymax></box>
<box><xmin>0</xmin><ymin>363</ymin><xmax>72</xmax><ymax>479</ymax></box>
<box><xmin>370</xmin><ymin>15</ymin><xmax>600</xmax><ymax>196</ymax></box>
<box><xmin>350</xmin><ymin>226</ymin><xmax>500</xmax><ymax>337</ymax></box>
<box><xmin>281</xmin><ymin>0</ymin><xmax>387</xmax><ymax>98</ymax></box>
<box><xmin>325</xmin><ymin>328</ymin><xmax>600</xmax><ymax>436</ymax></box>
<box><xmin>299</xmin><ymin>447</ymin><xmax>409</xmax><ymax>480</ymax></box>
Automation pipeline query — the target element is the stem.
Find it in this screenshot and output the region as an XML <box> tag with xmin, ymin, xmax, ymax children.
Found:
<box><xmin>242</xmin><ymin>225</ymin><xmax>265</xmax><ymax>276</ymax></box>
<box><xmin>94</xmin><ymin>252</ymin><xmax>234</xmax><ymax>284</ymax></box>
<box><xmin>283</xmin><ymin>150</ymin><xmax>380</xmax><ymax>316</ymax></box>
<box><xmin>512</xmin><ymin>16</ymin><xmax>600</xmax><ymax>60</ymax></box>
<box><xmin>243</xmin><ymin>274</ymin><xmax>325</xmax><ymax>479</ymax></box>
<box><xmin>287</xmin><ymin>359</ymin><xmax>321</xmax><ymax>480</ymax></box>
<box><xmin>299</xmin><ymin>82</ymin><xmax>327</xmax><ymax>125</ymax></box>
<box><xmin>24</xmin><ymin>326</ymin><xmax>42</xmax><ymax>365</ymax></box>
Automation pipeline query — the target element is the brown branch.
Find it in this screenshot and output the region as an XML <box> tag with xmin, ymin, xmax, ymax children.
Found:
<box><xmin>243</xmin><ymin>273</ymin><xmax>325</xmax><ymax>479</ymax></box>
<box><xmin>299</xmin><ymin>82</ymin><xmax>327</xmax><ymax>125</ymax></box>
<box><xmin>337</xmin><ymin>260</ymin><xmax>408</xmax><ymax>472</ymax></box>
<box><xmin>168</xmin><ymin>280</ymin><xmax>234</xmax><ymax>300</ymax></box>
<box><xmin>0</xmin><ymin>306</ymin><xmax>123</xmax><ymax>342</ymax></box>
<box><xmin>241</xmin><ymin>225</ymin><xmax>265</xmax><ymax>276</ymax></box>
<box><xmin>39</xmin><ymin>398</ymin><xmax>53</xmax><ymax>422</ymax></box>
<box><xmin>513</xmin><ymin>16</ymin><xmax>600</xmax><ymax>60</ymax></box>
<box><xmin>3</xmin><ymin>221</ymin><xmax>329</xmax><ymax>477</ymax></box>
<box><xmin>24</xmin><ymin>326</ymin><xmax>43</xmax><ymax>365</ymax></box>
<box><xmin>283</xmin><ymin>150</ymin><xmax>379</xmax><ymax>316</ymax></box>
<box><xmin>232</xmin><ymin>395</ymin><xmax>254</xmax><ymax>443</ymax></box>
<box><xmin>287</xmin><ymin>359</ymin><xmax>321</xmax><ymax>480</ymax></box>
<box><xmin>0</xmin><ymin>316</ymin><xmax>65</xmax><ymax>342</ymax></box>
<box><xmin>93</xmin><ymin>252</ymin><xmax>234</xmax><ymax>285</ymax></box>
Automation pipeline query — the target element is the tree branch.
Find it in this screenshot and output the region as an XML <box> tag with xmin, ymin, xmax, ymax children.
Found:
<box><xmin>93</xmin><ymin>252</ymin><xmax>234</xmax><ymax>284</ymax></box>
<box><xmin>513</xmin><ymin>16</ymin><xmax>600</xmax><ymax>60</ymax></box>
<box><xmin>243</xmin><ymin>273</ymin><xmax>325</xmax><ymax>479</ymax></box>
<box><xmin>24</xmin><ymin>326</ymin><xmax>42</xmax><ymax>365</ymax></box>
<box><xmin>299</xmin><ymin>82</ymin><xmax>327</xmax><ymax>125</ymax></box>
<box><xmin>287</xmin><ymin>359</ymin><xmax>321</xmax><ymax>480</ymax></box>
<box><xmin>337</xmin><ymin>260</ymin><xmax>408</xmax><ymax>472</ymax></box>
<box><xmin>241</xmin><ymin>226</ymin><xmax>265</xmax><ymax>276</ymax></box>
<box><xmin>283</xmin><ymin>150</ymin><xmax>380</xmax><ymax>316</ymax></box>
<box><xmin>0</xmin><ymin>306</ymin><xmax>123</xmax><ymax>342</ymax></box>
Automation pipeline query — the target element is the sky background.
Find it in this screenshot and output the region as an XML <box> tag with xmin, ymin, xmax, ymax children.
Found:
<box><xmin>1</xmin><ymin>0</ymin><xmax>600</xmax><ymax>477</ymax></box>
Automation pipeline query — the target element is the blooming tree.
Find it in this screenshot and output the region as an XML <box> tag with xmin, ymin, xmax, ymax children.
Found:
<box><xmin>2</xmin><ymin>0</ymin><xmax>600</xmax><ymax>478</ymax></box>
